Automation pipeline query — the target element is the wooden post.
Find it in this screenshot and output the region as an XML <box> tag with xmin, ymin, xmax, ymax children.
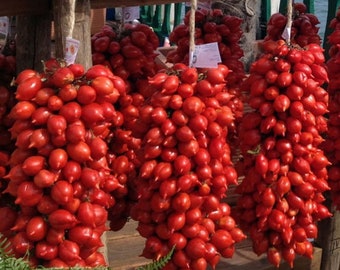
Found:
<box><xmin>316</xmin><ymin>199</ymin><xmax>340</xmax><ymax>270</ymax></box>
<box><xmin>74</xmin><ymin>0</ymin><xmax>92</xmax><ymax>70</ymax></box>
<box><xmin>16</xmin><ymin>13</ymin><xmax>52</xmax><ymax>73</ymax></box>
<box><xmin>53</xmin><ymin>0</ymin><xmax>92</xmax><ymax>70</ymax></box>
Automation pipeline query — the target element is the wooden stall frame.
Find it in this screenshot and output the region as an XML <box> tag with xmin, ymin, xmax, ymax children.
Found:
<box><xmin>0</xmin><ymin>0</ymin><xmax>184</xmax><ymax>17</ymax></box>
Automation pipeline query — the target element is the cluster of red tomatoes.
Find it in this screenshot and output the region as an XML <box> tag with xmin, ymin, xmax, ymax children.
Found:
<box><xmin>0</xmin><ymin>3</ymin><xmax>338</xmax><ymax>269</ymax></box>
<box><xmin>0</xmin><ymin>37</ymin><xmax>16</xmax><ymax>88</ymax></box>
<box><xmin>119</xmin><ymin>63</ymin><xmax>245</xmax><ymax>269</ymax></box>
<box><xmin>0</xmin><ymin>38</ymin><xmax>17</xmax><ymax>214</ymax></box>
<box><xmin>91</xmin><ymin>22</ymin><xmax>160</xmax><ymax>82</ymax></box>
<box><xmin>0</xmin><ymin>61</ymin><xmax>131</xmax><ymax>268</ymax></box>
<box><xmin>264</xmin><ymin>2</ymin><xmax>321</xmax><ymax>47</ymax></box>
<box><xmin>0</xmin><ymin>86</ymin><xmax>15</xmax><ymax>193</ymax></box>
<box><xmin>235</xmin><ymin>39</ymin><xmax>332</xmax><ymax>268</ymax></box>
<box><xmin>0</xmin><ymin>59</ymin><xmax>245</xmax><ymax>269</ymax></box>
<box><xmin>166</xmin><ymin>8</ymin><xmax>245</xmax><ymax>88</ymax></box>
<box><xmin>323</xmin><ymin>7</ymin><xmax>340</xmax><ymax>209</ymax></box>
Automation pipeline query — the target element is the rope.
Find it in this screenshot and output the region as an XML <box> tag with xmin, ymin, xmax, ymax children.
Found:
<box><xmin>286</xmin><ymin>0</ymin><xmax>293</xmax><ymax>45</ymax></box>
<box><xmin>66</xmin><ymin>0</ymin><xmax>76</xmax><ymax>38</ymax></box>
<box><xmin>189</xmin><ymin>0</ymin><xmax>197</xmax><ymax>67</ymax></box>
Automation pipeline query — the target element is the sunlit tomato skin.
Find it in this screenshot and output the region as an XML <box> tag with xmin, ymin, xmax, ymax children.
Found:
<box><xmin>16</xmin><ymin>76</ymin><xmax>42</xmax><ymax>101</ymax></box>
<box><xmin>50</xmin><ymin>67</ymin><xmax>75</xmax><ymax>88</ymax></box>
<box><xmin>15</xmin><ymin>181</ymin><xmax>43</xmax><ymax>207</ymax></box>
<box><xmin>48</xmin><ymin>209</ymin><xmax>78</xmax><ymax>230</ymax></box>
<box><xmin>35</xmin><ymin>241</ymin><xmax>58</xmax><ymax>261</ymax></box>
<box><xmin>26</xmin><ymin>216</ymin><xmax>48</xmax><ymax>242</ymax></box>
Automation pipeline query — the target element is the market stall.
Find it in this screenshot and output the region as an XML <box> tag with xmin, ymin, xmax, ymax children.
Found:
<box><xmin>0</xmin><ymin>1</ymin><xmax>340</xmax><ymax>270</ymax></box>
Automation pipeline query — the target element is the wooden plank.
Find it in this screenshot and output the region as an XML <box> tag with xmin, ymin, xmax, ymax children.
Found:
<box><xmin>217</xmin><ymin>244</ymin><xmax>322</xmax><ymax>270</ymax></box>
<box><xmin>74</xmin><ymin>0</ymin><xmax>92</xmax><ymax>70</ymax></box>
<box><xmin>90</xmin><ymin>0</ymin><xmax>184</xmax><ymax>9</ymax></box>
<box><xmin>0</xmin><ymin>0</ymin><xmax>50</xmax><ymax>16</ymax></box>
<box><xmin>106</xmin><ymin>220</ymin><xmax>150</xmax><ymax>270</ymax></box>
<box><xmin>16</xmin><ymin>14</ymin><xmax>52</xmax><ymax>73</ymax></box>
<box><xmin>106</xmin><ymin>220</ymin><xmax>322</xmax><ymax>270</ymax></box>
<box><xmin>316</xmin><ymin>201</ymin><xmax>340</xmax><ymax>270</ymax></box>
<box><xmin>0</xmin><ymin>0</ymin><xmax>184</xmax><ymax>16</ymax></box>
<box><xmin>53</xmin><ymin>0</ymin><xmax>92</xmax><ymax>70</ymax></box>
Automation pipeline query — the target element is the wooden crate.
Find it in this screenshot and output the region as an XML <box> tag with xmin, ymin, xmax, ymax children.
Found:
<box><xmin>106</xmin><ymin>220</ymin><xmax>322</xmax><ymax>270</ymax></box>
<box><xmin>106</xmin><ymin>220</ymin><xmax>150</xmax><ymax>270</ymax></box>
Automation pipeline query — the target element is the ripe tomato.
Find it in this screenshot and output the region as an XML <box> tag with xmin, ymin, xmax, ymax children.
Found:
<box><xmin>51</xmin><ymin>180</ymin><xmax>74</xmax><ymax>205</ymax></box>
<box><xmin>26</xmin><ymin>216</ymin><xmax>48</xmax><ymax>241</ymax></box>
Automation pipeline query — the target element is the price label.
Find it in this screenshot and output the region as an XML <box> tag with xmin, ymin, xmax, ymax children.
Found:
<box><xmin>190</xmin><ymin>42</ymin><xmax>221</xmax><ymax>68</ymax></box>
<box><xmin>198</xmin><ymin>0</ymin><xmax>212</xmax><ymax>10</ymax></box>
<box><xmin>186</xmin><ymin>0</ymin><xmax>211</xmax><ymax>10</ymax></box>
<box><xmin>0</xmin><ymin>17</ymin><xmax>9</xmax><ymax>53</ymax></box>
<box><xmin>122</xmin><ymin>6</ymin><xmax>140</xmax><ymax>22</ymax></box>
<box><xmin>282</xmin><ymin>26</ymin><xmax>291</xmax><ymax>42</ymax></box>
<box><xmin>65</xmin><ymin>37</ymin><xmax>80</xmax><ymax>65</ymax></box>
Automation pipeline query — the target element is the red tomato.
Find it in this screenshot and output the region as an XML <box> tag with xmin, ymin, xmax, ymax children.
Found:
<box><xmin>15</xmin><ymin>181</ymin><xmax>43</xmax><ymax>207</ymax></box>
<box><xmin>26</xmin><ymin>216</ymin><xmax>48</xmax><ymax>241</ymax></box>
<box><xmin>16</xmin><ymin>76</ymin><xmax>42</xmax><ymax>101</ymax></box>
<box><xmin>48</xmin><ymin>148</ymin><xmax>68</xmax><ymax>170</ymax></box>
<box><xmin>51</xmin><ymin>180</ymin><xmax>74</xmax><ymax>205</ymax></box>
<box><xmin>48</xmin><ymin>209</ymin><xmax>78</xmax><ymax>230</ymax></box>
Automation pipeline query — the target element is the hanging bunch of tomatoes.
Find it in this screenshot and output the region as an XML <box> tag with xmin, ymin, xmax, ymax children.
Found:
<box><xmin>263</xmin><ymin>2</ymin><xmax>321</xmax><ymax>48</ymax></box>
<box><xmin>166</xmin><ymin>8</ymin><xmax>245</xmax><ymax>88</ymax></box>
<box><xmin>91</xmin><ymin>22</ymin><xmax>160</xmax><ymax>82</ymax></box>
<box><xmin>0</xmin><ymin>61</ymin><xmax>130</xmax><ymax>268</ymax></box>
<box><xmin>0</xmin><ymin>91</ymin><xmax>14</xmax><ymax>232</ymax></box>
<box><xmin>323</xmin><ymin>7</ymin><xmax>340</xmax><ymax>209</ymax></box>
<box><xmin>0</xmin><ymin>37</ymin><xmax>16</xmax><ymax>88</ymax></box>
<box><xmin>122</xmin><ymin>63</ymin><xmax>246</xmax><ymax>270</ymax></box>
<box><xmin>0</xmin><ymin>36</ymin><xmax>17</xmax><ymax>149</ymax></box>
<box><xmin>0</xmin><ymin>36</ymin><xmax>17</xmax><ymax>215</ymax></box>
<box><xmin>105</xmin><ymin>86</ymin><xmax>145</xmax><ymax>232</ymax></box>
<box><xmin>0</xmin><ymin>85</ymin><xmax>15</xmax><ymax>204</ymax></box>
<box><xmin>235</xmin><ymin>39</ymin><xmax>332</xmax><ymax>268</ymax></box>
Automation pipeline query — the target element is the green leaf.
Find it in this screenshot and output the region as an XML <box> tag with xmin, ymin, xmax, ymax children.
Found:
<box><xmin>136</xmin><ymin>246</ymin><xmax>175</xmax><ymax>270</ymax></box>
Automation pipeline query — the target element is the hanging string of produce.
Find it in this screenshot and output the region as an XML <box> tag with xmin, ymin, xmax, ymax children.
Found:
<box><xmin>263</xmin><ymin>1</ymin><xmax>321</xmax><ymax>48</ymax></box>
<box><xmin>234</xmin><ymin>0</ymin><xmax>332</xmax><ymax>268</ymax></box>
<box><xmin>285</xmin><ymin>0</ymin><xmax>293</xmax><ymax>45</ymax></box>
<box><xmin>114</xmin><ymin>0</ymin><xmax>247</xmax><ymax>268</ymax></box>
<box><xmin>166</xmin><ymin>1</ymin><xmax>246</xmax><ymax>88</ymax></box>
<box><xmin>188</xmin><ymin>0</ymin><xmax>197</xmax><ymax>67</ymax></box>
<box><xmin>0</xmin><ymin>0</ymin><xmax>339</xmax><ymax>269</ymax></box>
<box><xmin>323</xmin><ymin>7</ymin><xmax>340</xmax><ymax>210</ymax></box>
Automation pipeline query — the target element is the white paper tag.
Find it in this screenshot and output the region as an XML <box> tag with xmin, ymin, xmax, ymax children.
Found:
<box><xmin>185</xmin><ymin>0</ymin><xmax>211</xmax><ymax>10</ymax></box>
<box><xmin>190</xmin><ymin>42</ymin><xmax>221</xmax><ymax>68</ymax></box>
<box><xmin>0</xmin><ymin>17</ymin><xmax>9</xmax><ymax>53</ymax></box>
<box><xmin>281</xmin><ymin>26</ymin><xmax>291</xmax><ymax>42</ymax></box>
<box><xmin>65</xmin><ymin>37</ymin><xmax>80</xmax><ymax>65</ymax></box>
<box><xmin>198</xmin><ymin>0</ymin><xmax>212</xmax><ymax>10</ymax></box>
<box><xmin>122</xmin><ymin>6</ymin><xmax>140</xmax><ymax>22</ymax></box>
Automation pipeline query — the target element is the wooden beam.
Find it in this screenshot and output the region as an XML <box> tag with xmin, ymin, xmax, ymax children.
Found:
<box><xmin>74</xmin><ymin>0</ymin><xmax>92</xmax><ymax>70</ymax></box>
<box><xmin>0</xmin><ymin>0</ymin><xmax>185</xmax><ymax>16</ymax></box>
<box><xmin>0</xmin><ymin>0</ymin><xmax>50</xmax><ymax>16</ymax></box>
<box><xmin>316</xmin><ymin>200</ymin><xmax>340</xmax><ymax>270</ymax></box>
<box><xmin>90</xmin><ymin>0</ymin><xmax>184</xmax><ymax>9</ymax></box>
<box><xmin>53</xmin><ymin>0</ymin><xmax>92</xmax><ymax>70</ymax></box>
<box><xmin>16</xmin><ymin>14</ymin><xmax>52</xmax><ymax>73</ymax></box>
